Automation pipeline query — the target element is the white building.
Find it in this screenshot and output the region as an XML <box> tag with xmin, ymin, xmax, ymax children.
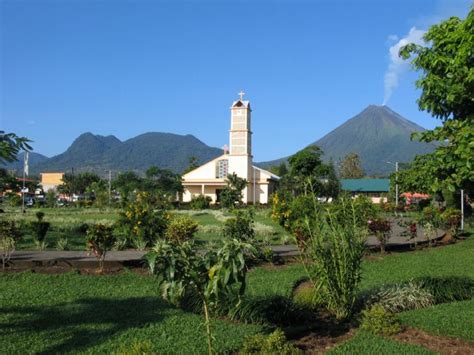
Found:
<box><xmin>182</xmin><ymin>92</ymin><xmax>279</xmax><ymax>204</ymax></box>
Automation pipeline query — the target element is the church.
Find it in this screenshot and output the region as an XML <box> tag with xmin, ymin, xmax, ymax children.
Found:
<box><xmin>182</xmin><ymin>92</ymin><xmax>280</xmax><ymax>205</ymax></box>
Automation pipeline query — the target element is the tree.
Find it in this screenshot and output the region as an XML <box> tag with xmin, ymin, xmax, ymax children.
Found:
<box><xmin>339</xmin><ymin>153</ymin><xmax>365</xmax><ymax>179</ymax></box>
<box><xmin>400</xmin><ymin>8</ymin><xmax>474</xmax><ymax>193</ymax></box>
<box><xmin>390</xmin><ymin>154</ymin><xmax>435</xmax><ymax>194</ymax></box>
<box><xmin>220</xmin><ymin>173</ymin><xmax>247</xmax><ymax>208</ymax></box>
<box><xmin>57</xmin><ymin>172</ymin><xmax>102</xmax><ymax>196</ymax></box>
<box><xmin>113</xmin><ymin>171</ymin><xmax>143</xmax><ymax>202</ymax></box>
<box><xmin>183</xmin><ymin>156</ymin><xmax>199</xmax><ymax>174</ymax></box>
<box><xmin>0</xmin><ymin>131</ymin><xmax>31</xmax><ymax>164</ymax></box>
<box><xmin>144</xmin><ymin>166</ymin><xmax>183</xmax><ymax>197</ymax></box>
<box><xmin>269</xmin><ymin>162</ymin><xmax>288</xmax><ymax>177</ymax></box>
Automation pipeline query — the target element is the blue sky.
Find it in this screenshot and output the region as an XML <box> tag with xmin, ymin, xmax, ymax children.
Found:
<box><xmin>1</xmin><ymin>0</ymin><xmax>471</xmax><ymax>161</ymax></box>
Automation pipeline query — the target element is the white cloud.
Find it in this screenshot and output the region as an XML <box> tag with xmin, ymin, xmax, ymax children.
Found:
<box><xmin>383</xmin><ymin>27</ymin><xmax>426</xmax><ymax>105</ymax></box>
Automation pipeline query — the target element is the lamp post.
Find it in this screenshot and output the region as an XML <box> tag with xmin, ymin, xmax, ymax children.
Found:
<box><xmin>386</xmin><ymin>161</ymin><xmax>399</xmax><ymax>207</ymax></box>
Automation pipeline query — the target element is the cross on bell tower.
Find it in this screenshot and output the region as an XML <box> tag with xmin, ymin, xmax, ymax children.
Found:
<box><xmin>238</xmin><ymin>90</ymin><xmax>245</xmax><ymax>101</ymax></box>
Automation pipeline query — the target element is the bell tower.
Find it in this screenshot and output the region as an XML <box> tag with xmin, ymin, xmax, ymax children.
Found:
<box><xmin>229</xmin><ymin>90</ymin><xmax>252</xmax><ymax>157</ymax></box>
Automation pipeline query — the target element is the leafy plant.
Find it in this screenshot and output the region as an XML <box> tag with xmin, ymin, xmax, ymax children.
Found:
<box><xmin>360</xmin><ymin>305</ymin><xmax>401</xmax><ymax>336</ymax></box>
<box><xmin>360</xmin><ymin>282</ymin><xmax>434</xmax><ymax>313</ymax></box>
<box><xmin>0</xmin><ymin>220</ymin><xmax>22</xmax><ymax>270</ymax></box>
<box><xmin>30</xmin><ymin>212</ymin><xmax>50</xmax><ymax>250</ymax></box>
<box><xmin>220</xmin><ymin>173</ymin><xmax>247</xmax><ymax>208</ymax></box>
<box><xmin>239</xmin><ymin>329</ymin><xmax>301</xmax><ymax>355</ymax></box>
<box><xmin>165</xmin><ymin>215</ymin><xmax>198</xmax><ymax>244</ymax></box>
<box><xmin>86</xmin><ymin>223</ymin><xmax>116</xmax><ymax>271</ymax></box>
<box><xmin>190</xmin><ymin>194</ymin><xmax>212</xmax><ymax>210</ymax></box>
<box><xmin>145</xmin><ymin>239</ymin><xmax>256</xmax><ymax>355</ymax></box>
<box><xmin>440</xmin><ymin>208</ymin><xmax>462</xmax><ymax>237</ymax></box>
<box><xmin>367</xmin><ymin>218</ymin><xmax>391</xmax><ymax>253</ymax></box>
<box><xmin>117</xmin><ymin>191</ymin><xmax>169</xmax><ymax>249</ymax></box>
<box><xmin>223</xmin><ymin>209</ymin><xmax>255</xmax><ymax>242</ymax></box>
<box><xmin>56</xmin><ymin>237</ymin><xmax>69</xmax><ymax>251</ymax></box>
<box><xmin>298</xmin><ymin>195</ymin><xmax>367</xmax><ymax>320</ymax></box>
<box><xmin>413</xmin><ymin>276</ymin><xmax>474</xmax><ymax>304</ymax></box>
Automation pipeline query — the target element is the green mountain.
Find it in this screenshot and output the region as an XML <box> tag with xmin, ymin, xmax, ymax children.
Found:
<box><xmin>3</xmin><ymin>151</ymin><xmax>49</xmax><ymax>172</ymax></box>
<box><xmin>8</xmin><ymin>132</ymin><xmax>222</xmax><ymax>175</ymax></box>
<box><xmin>258</xmin><ymin>105</ymin><xmax>436</xmax><ymax>176</ymax></box>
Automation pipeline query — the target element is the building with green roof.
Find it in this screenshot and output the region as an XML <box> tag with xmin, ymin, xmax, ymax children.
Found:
<box><xmin>340</xmin><ymin>178</ymin><xmax>390</xmax><ymax>203</ymax></box>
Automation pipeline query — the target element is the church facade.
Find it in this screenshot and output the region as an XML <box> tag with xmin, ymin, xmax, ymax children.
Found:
<box><xmin>182</xmin><ymin>93</ymin><xmax>279</xmax><ymax>204</ymax></box>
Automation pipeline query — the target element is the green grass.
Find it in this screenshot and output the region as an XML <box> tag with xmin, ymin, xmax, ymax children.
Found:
<box><xmin>5</xmin><ymin>207</ymin><xmax>290</xmax><ymax>250</ymax></box>
<box><xmin>399</xmin><ymin>299</ymin><xmax>474</xmax><ymax>341</ymax></box>
<box><xmin>0</xmin><ymin>271</ymin><xmax>261</xmax><ymax>354</ymax></box>
<box><xmin>328</xmin><ymin>331</ymin><xmax>435</xmax><ymax>354</ymax></box>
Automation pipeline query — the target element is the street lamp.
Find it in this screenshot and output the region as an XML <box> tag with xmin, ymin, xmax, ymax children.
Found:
<box><xmin>386</xmin><ymin>161</ymin><xmax>399</xmax><ymax>207</ymax></box>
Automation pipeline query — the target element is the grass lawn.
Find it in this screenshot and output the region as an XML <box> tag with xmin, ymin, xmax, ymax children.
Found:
<box><xmin>1</xmin><ymin>220</ymin><xmax>472</xmax><ymax>353</ymax></box>
<box><xmin>4</xmin><ymin>207</ymin><xmax>290</xmax><ymax>250</ymax></box>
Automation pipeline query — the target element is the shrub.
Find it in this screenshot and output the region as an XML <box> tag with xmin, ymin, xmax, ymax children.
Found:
<box><xmin>239</xmin><ymin>329</ymin><xmax>301</xmax><ymax>355</ymax></box>
<box><xmin>115</xmin><ymin>340</ymin><xmax>153</xmax><ymax>355</ymax></box>
<box><xmin>190</xmin><ymin>194</ymin><xmax>212</xmax><ymax>210</ymax></box>
<box><xmin>360</xmin><ymin>282</ymin><xmax>434</xmax><ymax>313</ymax></box>
<box><xmin>86</xmin><ymin>223</ymin><xmax>116</xmax><ymax>271</ymax></box>
<box><xmin>300</xmin><ymin>197</ymin><xmax>367</xmax><ymax>320</ymax></box>
<box><xmin>30</xmin><ymin>212</ymin><xmax>50</xmax><ymax>250</ymax></box>
<box><xmin>117</xmin><ymin>191</ymin><xmax>169</xmax><ymax>249</ymax></box>
<box><xmin>367</xmin><ymin>218</ymin><xmax>391</xmax><ymax>253</ymax></box>
<box><xmin>0</xmin><ymin>220</ymin><xmax>22</xmax><ymax>270</ymax></box>
<box><xmin>165</xmin><ymin>215</ymin><xmax>199</xmax><ymax>244</ymax></box>
<box><xmin>420</xmin><ymin>206</ymin><xmax>441</xmax><ymax>227</ymax></box>
<box><xmin>331</xmin><ymin>194</ymin><xmax>379</xmax><ymax>229</ymax></box>
<box><xmin>292</xmin><ymin>282</ymin><xmax>321</xmax><ymax>311</ymax></box>
<box><xmin>56</xmin><ymin>237</ymin><xmax>69</xmax><ymax>251</ymax></box>
<box><xmin>360</xmin><ymin>305</ymin><xmax>401</xmax><ymax>336</ymax></box>
<box><xmin>414</xmin><ymin>276</ymin><xmax>474</xmax><ymax>304</ymax></box>
<box><xmin>440</xmin><ymin>208</ymin><xmax>462</xmax><ymax>236</ymax></box>
<box><xmin>223</xmin><ymin>209</ymin><xmax>255</xmax><ymax>242</ymax></box>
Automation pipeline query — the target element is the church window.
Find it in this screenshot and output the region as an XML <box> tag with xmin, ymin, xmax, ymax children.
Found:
<box><xmin>216</xmin><ymin>159</ymin><xmax>228</xmax><ymax>178</ymax></box>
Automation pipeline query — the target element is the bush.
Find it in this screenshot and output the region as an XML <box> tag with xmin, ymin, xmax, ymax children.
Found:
<box><xmin>420</xmin><ymin>206</ymin><xmax>441</xmax><ymax>227</ymax></box>
<box><xmin>440</xmin><ymin>208</ymin><xmax>462</xmax><ymax>236</ymax></box>
<box><xmin>190</xmin><ymin>194</ymin><xmax>212</xmax><ymax>210</ymax></box>
<box><xmin>223</xmin><ymin>209</ymin><xmax>255</xmax><ymax>243</ymax></box>
<box><xmin>117</xmin><ymin>191</ymin><xmax>169</xmax><ymax>250</ymax></box>
<box><xmin>115</xmin><ymin>340</ymin><xmax>153</xmax><ymax>355</ymax></box>
<box><xmin>331</xmin><ymin>194</ymin><xmax>379</xmax><ymax>229</ymax></box>
<box><xmin>360</xmin><ymin>282</ymin><xmax>434</xmax><ymax>313</ymax></box>
<box><xmin>300</xmin><ymin>197</ymin><xmax>367</xmax><ymax>320</ymax></box>
<box><xmin>0</xmin><ymin>220</ymin><xmax>22</xmax><ymax>270</ymax></box>
<box><xmin>292</xmin><ymin>281</ymin><xmax>321</xmax><ymax>311</ymax></box>
<box><xmin>367</xmin><ymin>218</ymin><xmax>391</xmax><ymax>253</ymax></box>
<box><xmin>86</xmin><ymin>223</ymin><xmax>116</xmax><ymax>271</ymax></box>
<box><xmin>360</xmin><ymin>305</ymin><xmax>401</xmax><ymax>336</ymax></box>
<box><xmin>414</xmin><ymin>276</ymin><xmax>474</xmax><ymax>304</ymax></box>
<box><xmin>165</xmin><ymin>215</ymin><xmax>199</xmax><ymax>244</ymax></box>
<box><xmin>239</xmin><ymin>329</ymin><xmax>301</xmax><ymax>355</ymax></box>
<box><xmin>30</xmin><ymin>212</ymin><xmax>50</xmax><ymax>250</ymax></box>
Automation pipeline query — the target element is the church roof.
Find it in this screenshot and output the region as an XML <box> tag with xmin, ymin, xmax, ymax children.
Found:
<box><xmin>253</xmin><ymin>166</ymin><xmax>280</xmax><ymax>181</ymax></box>
<box><xmin>231</xmin><ymin>100</ymin><xmax>250</xmax><ymax>108</ymax></box>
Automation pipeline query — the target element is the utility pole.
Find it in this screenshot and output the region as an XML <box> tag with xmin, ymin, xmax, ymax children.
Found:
<box><xmin>395</xmin><ymin>161</ymin><xmax>399</xmax><ymax>207</ymax></box>
<box><xmin>108</xmin><ymin>170</ymin><xmax>112</xmax><ymax>207</ymax></box>
<box><xmin>21</xmin><ymin>152</ymin><xmax>27</xmax><ymax>213</ymax></box>
<box><xmin>461</xmin><ymin>189</ymin><xmax>464</xmax><ymax>231</ymax></box>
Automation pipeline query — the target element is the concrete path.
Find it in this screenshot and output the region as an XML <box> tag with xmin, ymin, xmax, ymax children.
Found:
<box><xmin>10</xmin><ymin>226</ymin><xmax>444</xmax><ymax>266</ymax></box>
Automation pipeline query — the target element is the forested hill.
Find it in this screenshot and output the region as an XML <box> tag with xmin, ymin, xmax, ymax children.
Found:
<box><xmin>4</xmin><ymin>132</ymin><xmax>223</xmax><ymax>175</ymax></box>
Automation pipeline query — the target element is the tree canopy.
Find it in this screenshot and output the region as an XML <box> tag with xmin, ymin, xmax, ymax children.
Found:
<box><xmin>0</xmin><ymin>131</ymin><xmax>31</xmax><ymax>164</ymax></box>
<box><xmin>339</xmin><ymin>153</ymin><xmax>365</xmax><ymax>179</ymax></box>
<box><xmin>400</xmin><ymin>7</ymin><xmax>473</xmax><ymax>193</ymax></box>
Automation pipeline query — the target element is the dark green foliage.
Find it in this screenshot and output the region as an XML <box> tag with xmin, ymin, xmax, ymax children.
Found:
<box><xmin>414</xmin><ymin>276</ymin><xmax>474</xmax><ymax>304</ymax></box>
<box><xmin>57</xmin><ymin>172</ymin><xmax>101</xmax><ymax>196</ymax></box>
<box><xmin>339</xmin><ymin>153</ymin><xmax>365</xmax><ymax>179</ymax></box>
<box><xmin>30</xmin><ymin>212</ymin><xmax>50</xmax><ymax>248</ymax></box>
<box><xmin>0</xmin><ymin>220</ymin><xmax>22</xmax><ymax>269</ymax></box>
<box><xmin>239</xmin><ymin>329</ymin><xmax>301</xmax><ymax>355</ymax></box>
<box><xmin>0</xmin><ymin>131</ymin><xmax>31</xmax><ymax>164</ymax></box>
<box><xmin>360</xmin><ymin>305</ymin><xmax>401</xmax><ymax>336</ymax></box>
<box><xmin>190</xmin><ymin>194</ymin><xmax>212</xmax><ymax>209</ymax></box>
<box><xmin>329</xmin><ymin>194</ymin><xmax>379</xmax><ymax>229</ymax></box>
<box><xmin>220</xmin><ymin>173</ymin><xmax>247</xmax><ymax>208</ymax></box>
<box><xmin>223</xmin><ymin>209</ymin><xmax>255</xmax><ymax>242</ymax></box>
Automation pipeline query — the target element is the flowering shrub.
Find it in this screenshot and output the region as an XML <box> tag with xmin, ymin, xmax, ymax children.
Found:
<box><xmin>165</xmin><ymin>215</ymin><xmax>199</xmax><ymax>244</ymax></box>
<box><xmin>270</xmin><ymin>192</ymin><xmax>292</xmax><ymax>230</ymax></box>
<box><xmin>117</xmin><ymin>192</ymin><xmax>169</xmax><ymax>250</ymax></box>
<box><xmin>368</xmin><ymin>218</ymin><xmax>391</xmax><ymax>253</ymax></box>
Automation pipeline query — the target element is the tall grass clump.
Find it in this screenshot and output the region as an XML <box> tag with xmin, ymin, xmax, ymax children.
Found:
<box><xmin>297</xmin><ymin>193</ymin><xmax>367</xmax><ymax>320</ymax></box>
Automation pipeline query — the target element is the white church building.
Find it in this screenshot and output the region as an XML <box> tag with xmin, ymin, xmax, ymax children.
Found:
<box><xmin>182</xmin><ymin>92</ymin><xmax>279</xmax><ymax>205</ymax></box>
